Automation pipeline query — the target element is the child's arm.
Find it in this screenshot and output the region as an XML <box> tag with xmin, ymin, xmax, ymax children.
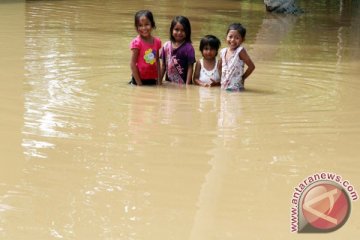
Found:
<box><xmin>130</xmin><ymin>48</ymin><xmax>142</xmax><ymax>86</ymax></box>
<box><xmin>159</xmin><ymin>47</ymin><xmax>166</xmax><ymax>83</ymax></box>
<box><xmin>239</xmin><ymin>48</ymin><xmax>255</xmax><ymax>84</ymax></box>
<box><xmin>217</xmin><ymin>58</ymin><xmax>222</xmax><ymax>79</ymax></box>
<box><xmin>193</xmin><ymin>60</ymin><xmax>204</xmax><ymax>86</ymax></box>
<box><xmin>156</xmin><ymin>49</ymin><xmax>161</xmax><ymax>85</ymax></box>
<box><xmin>186</xmin><ymin>63</ymin><xmax>194</xmax><ymax>85</ymax></box>
<box><xmin>160</xmin><ymin>59</ymin><xmax>166</xmax><ymax>83</ymax></box>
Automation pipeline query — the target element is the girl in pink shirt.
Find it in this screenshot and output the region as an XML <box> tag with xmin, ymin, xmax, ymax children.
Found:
<box><xmin>130</xmin><ymin>10</ymin><xmax>162</xmax><ymax>86</ymax></box>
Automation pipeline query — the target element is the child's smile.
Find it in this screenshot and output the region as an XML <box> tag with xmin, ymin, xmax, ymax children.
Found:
<box><xmin>137</xmin><ymin>16</ymin><xmax>152</xmax><ymax>39</ymax></box>
<box><xmin>202</xmin><ymin>45</ymin><xmax>217</xmax><ymax>60</ymax></box>
<box><xmin>172</xmin><ymin>23</ymin><xmax>186</xmax><ymax>43</ymax></box>
<box><xmin>226</xmin><ymin>30</ymin><xmax>243</xmax><ymax>50</ymax></box>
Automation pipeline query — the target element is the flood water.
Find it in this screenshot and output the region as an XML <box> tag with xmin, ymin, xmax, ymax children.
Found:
<box><xmin>1</xmin><ymin>0</ymin><xmax>360</xmax><ymax>239</ymax></box>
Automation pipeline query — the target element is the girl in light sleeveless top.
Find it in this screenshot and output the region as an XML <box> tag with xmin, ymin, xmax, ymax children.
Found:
<box><xmin>193</xmin><ymin>35</ymin><xmax>221</xmax><ymax>87</ymax></box>
<box><xmin>220</xmin><ymin>23</ymin><xmax>255</xmax><ymax>91</ymax></box>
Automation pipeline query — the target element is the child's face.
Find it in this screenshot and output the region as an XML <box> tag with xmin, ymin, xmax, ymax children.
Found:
<box><xmin>172</xmin><ymin>23</ymin><xmax>186</xmax><ymax>43</ymax></box>
<box><xmin>226</xmin><ymin>30</ymin><xmax>243</xmax><ymax>50</ymax></box>
<box><xmin>202</xmin><ymin>45</ymin><xmax>217</xmax><ymax>60</ymax></box>
<box><xmin>137</xmin><ymin>16</ymin><xmax>153</xmax><ymax>39</ymax></box>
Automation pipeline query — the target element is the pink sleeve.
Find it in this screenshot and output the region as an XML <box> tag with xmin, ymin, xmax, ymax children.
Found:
<box><xmin>130</xmin><ymin>37</ymin><xmax>140</xmax><ymax>50</ymax></box>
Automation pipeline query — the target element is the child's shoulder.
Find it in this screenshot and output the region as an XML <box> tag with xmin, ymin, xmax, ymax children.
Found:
<box><xmin>219</xmin><ymin>47</ymin><xmax>227</xmax><ymax>56</ymax></box>
<box><xmin>184</xmin><ymin>41</ymin><xmax>194</xmax><ymax>47</ymax></box>
<box><xmin>130</xmin><ymin>36</ymin><xmax>142</xmax><ymax>48</ymax></box>
<box><xmin>182</xmin><ymin>41</ymin><xmax>195</xmax><ymax>51</ymax></box>
<box><xmin>153</xmin><ymin>36</ymin><xmax>162</xmax><ymax>46</ymax></box>
<box><xmin>130</xmin><ymin>35</ymin><xmax>141</xmax><ymax>42</ymax></box>
<box><xmin>154</xmin><ymin>36</ymin><xmax>162</xmax><ymax>42</ymax></box>
<box><xmin>162</xmin><ymin>40</ymin><xmax>171</xmax><ymax>48</ymax></box>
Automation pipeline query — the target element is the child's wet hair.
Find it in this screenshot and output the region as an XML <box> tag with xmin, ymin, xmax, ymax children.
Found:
<box><xmin>199</xmin><ymin>35</ymin><xmax>221</xmax><ymax>56</ymax></box>
<box><xmin>134</xmin><ymin>10</ymin><xmax>156</xmax><ymax>29</ymax></box>
<box><xmin>227</xmin><ymin>23</ymin><xmax>246</xmax><ymax>38</ymax></box>
<box><xmin>170</xmin><ymin>16</ymin><xmax>192</xmax><ymax>43</ymax></box>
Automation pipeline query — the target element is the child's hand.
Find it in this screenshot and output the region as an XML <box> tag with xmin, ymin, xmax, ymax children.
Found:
<box><xmin>209</xmin><ymin>79</ymin><xmax>220</xmax><ymax>87</ymax></box>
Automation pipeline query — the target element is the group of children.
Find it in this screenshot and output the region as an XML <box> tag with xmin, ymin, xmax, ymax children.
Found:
<box><xmin>129</xmin><ymin>10</ymin><xmax>255</xmax><ymax>91</ymax></box>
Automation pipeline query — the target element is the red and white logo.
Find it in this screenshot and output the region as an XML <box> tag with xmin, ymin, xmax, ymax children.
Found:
<box><xmin>300</xmin><ymin>182</ymin><xmax>350</xmax><ymax>232</ymax></box>
<box><xmin>290</xmin><ymin>173</ymin><xmax>358</xmax><ymax>233</ymax></box>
